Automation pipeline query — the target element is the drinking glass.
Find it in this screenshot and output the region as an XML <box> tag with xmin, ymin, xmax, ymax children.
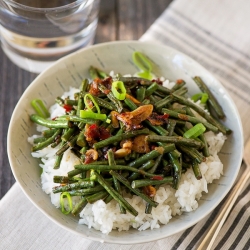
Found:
<box><xmin>0</xmin><ymin>0</ymin><xmax>100</xmax><ymax>73</ymax></box>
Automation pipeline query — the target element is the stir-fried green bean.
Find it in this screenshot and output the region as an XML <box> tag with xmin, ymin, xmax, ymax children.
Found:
<box><xmin>30</xmin><ymin>56</ymin><xmax>232</xmax><ymax>220</ymax></box>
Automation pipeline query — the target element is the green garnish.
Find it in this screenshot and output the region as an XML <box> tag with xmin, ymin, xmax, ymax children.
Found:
<box><xmin>31</xmin><ymin>99</ymin><xmax>50</xmax><ymax>118</ymax></box>
<box><xmin>111</xmin><ymin>81</ymin><xmax>126</xmax><ymax>100</ymax></box>
<box><xmin>183</xmin><ymin>123</ymin><xmax>206</xmax><ymax>138</ymax></box>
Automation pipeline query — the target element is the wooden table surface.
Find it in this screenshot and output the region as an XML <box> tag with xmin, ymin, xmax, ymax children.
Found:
<box><xmin>0</xmin><ymin>0</ymin><xmax>172</xmax><ymax>199</ymax></box>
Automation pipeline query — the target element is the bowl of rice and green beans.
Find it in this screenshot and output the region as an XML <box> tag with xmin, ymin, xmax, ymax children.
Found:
<box><xmin>8</xmin><ymin>41</ymin><xmax>243</xmax><ymax>244</ymax></box>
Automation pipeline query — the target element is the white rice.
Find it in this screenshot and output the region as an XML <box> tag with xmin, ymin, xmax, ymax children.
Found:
<box><xmin>28</xmin><ymin>82</ymin><xmax>227</xmax><ymax>235</ymax></box>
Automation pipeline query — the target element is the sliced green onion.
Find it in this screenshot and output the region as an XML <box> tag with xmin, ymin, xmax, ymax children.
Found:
<box><xmin>111</xmin><ymin>81</ymin><xmax>127</xmax><ymax>100</ymax></box>
<box><xmin>60</xmin><ymin>192</ymin><xmax>73</xmax><ymax>215</ymax></box>
<box><xmin>80</xmin><ymin>110</ymin><xmax>107</xmax><ymax>121</ymax></box>
<box><xmin>31</xmin><ymin>99</ymin><xmax>50</xmax><ymax>118</ymax></box>
<box><xmin>200</xmin><ymin>93</ymin><xmax>209</xmax><ymax>104</ymax></box>
<box><xmin>183</xmin><ymin>123</ymin><xmax>206</xmax><ymax>138</ymax></box>
<box><xmin>132</xmin><ymin>51</ymin><xmax>152</xmax><ymax>72</ymax></box>
<box><xmin>106</xmin><ymin>118</ymin><xmax>111</xmax><ymax>124</ymax></box>
<box><xmin>191</xmin><ymin>93</ymin><xmax>209</xmax><ymax>104</ymax></box>
<box><xmin>132</xmin><ymin>51</ymin><xmax>154</xmax><ymax>80</ymax></box>
<box><xmin>84</xmin><ymin>93</ymin><xmax>101</xmax><ymax>114</ymax></box>
<box><xmin>137</xmin><ymin>71</ymin><xmax>153</xmax><ymax>80</ymax></box>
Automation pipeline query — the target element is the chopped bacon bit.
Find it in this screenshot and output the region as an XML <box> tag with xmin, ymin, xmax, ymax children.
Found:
<box><xmin>143</xmin><ymin>185</ymin><xmax>156</xmax><ymax>197</ymax></box>
<box><xmin>84</xmin><ymin>124</ymin><xmax>111</xmax><ymax>143</ymax></box>
<box><xmin>176</xmin><ymin>79</ymin><xmax>184</xmax><ymax>84</ymax></box>
<box><xmin>147</xmin><ymin>112</ymin><xmax>169</xmax><ymax>126</ymax></box>
<box><xmin>101</xmin><ymin>76</ymin><xmax>113</xmax><ymax>90</ymax></box>
<box><xmin>152</xmin><ymin>78</ymin><xmax>163</xmax><ymax>85</ymax></box>
<box><xmin>89</xmin><ymin>77</ymin><xmax>113</xmax><ymax>96</ymax></box>
<box><xmin>89</xmin><ymin>78</ymin><xmax>101</xmax><ymax>96</ymax></box>
<box><xmin>99</xmin><ymin>127</ymin><xmax>111</xmax><ymax>140</ymax></box>
<box><xmin>52</xmin><ymin>117</ymin><xmax>58</xmax><ymax>121</ymax></box>
<box><xmin>63</xmin><ymin>104</ymin><xmax>73</xmax><ymax>112</ymax></box>
<box><xmin>151</xmin><ymin>175</ymin><xmax>164</xmax><ymax>180</ymax></box>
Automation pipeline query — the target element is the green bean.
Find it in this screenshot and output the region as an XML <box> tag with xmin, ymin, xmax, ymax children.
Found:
<box><xmin>86</xmin><ymin>190</ymin><xmax>109</xmax><ymax>204</ymax></box>
<box><xmin>53</xmin><ymin>142</ymin><xmax>64</xmax><ymax>169</ymax></box>
<box><xmin>155</xmin><ymin>84</ymin><xmax>172</xmax><ymax>95</ymax></box>
<box><xmin>61</xmin><ymin>127</ymin><xmax>77</xmax><ymax>141</ymax></box>
<box><xmin>76</xmin><ymin>96</ymin><xmax>84</xmax><ymax>117</ymax></box>
<box><xmin>128</xmin><ymin>160</ymin><xmax>155</xmax><ymax>181</ymax></box>
<box><xmin>149</xmin><ymin>95</ymin><xmax>159</xmax><ymax>105</ymax></box>
<box><xmin>131</xmin><ymin>177</ymin><xmax>173</xmax><ymax>188</ymax></box>
<box><xmin>33</xmin><ymin>137</ymin><xmax>47</xmax><ymax>144</ymax></box>
<box><xmin>174</xmin><ymin>86</ymin><xmax>188</xmax><ymax>96</ymax></box>
<box><xmin>172</xmin><ymin>93</ymin><xmax>231</xmax><ymax>134</ymax></box>
<box><xmin>92</xmin><ymin>95</ymin><xmax>116</xmax><ymax>111</ymax></box>
<box><xmin>168</xmin><ymin>151</ymin><xmax>182</xmax><ymax>189</ymax></box>
<box><xmin>50</xmin><ymin>135</ymin><xmax>62</xmax><ymax>148</ymax></box>
<box><xmin>98</xmin><ymin>84</ymin><xmax>123</xmax><ymax>113</ymax></box>
<box><xmin>167</xmin><ymin>119</ymin><xmax>177</xmax><ymax>136</ymax></box>
<box><xmin>104</xmin><ymin>194</ymin><xmax>113</xmax><ymax>204</ymax></box>
<box><xmin>142</xmin><ymin>99</ymin><xmax>151</xmax><ymax>105</ymax></box>
<box><xmin>64</xmin><ymin>99</ymin><xmax>78</xmax><ymax>106</ymax></box>
<box><xmin>146</xmin><ymin>135</ymin><xmax>204</xmax><ymax>149</ymax></box>
<box><xmin>55</xmin><ymin>141</ymin><xmax>70</xmax><ymax>156</ymax></box>
<box><xmin>144</xmin><ymin>120</ymin><xmax>169</xmax><ymax>136</ymax></box>
<box><xmin>55</xmin><ymin>96</ymin><xmax>64</xmax><ymax>106</ymax></box>
<box><xmin>119</xmin><ymin>76</ymin><xmax>151</xmax><ymax>86</ymax></box>
<box><xmin>32</xmin><ymin>129</ymin><xmax>62</xmax><ymax>152</ymax></box>
<box><xmin>154</xmin><ymin>95</ymin><xmax>173</xmax><ymax>110</ymax></box>
<box><xmin>148</xmin><ymin>154</ymin><xmax>163</xmax><ymax>174</ymax></box>
<box><xmin>136</xmin><ymin>86</ymin><xmax>146</xmax><ymax>102</ymax></box>
<box><xmin>74</xmin><ymin>164</ymin><xmax>163</xmax><ymax>179</ymax></box>
<box><xmin>71</xmin><ymin>197</ymin><xmax>88</xmax><ymax>216</ymax></box>
<box><xmin>42</xmin><ymin>128</ymin><xmax>58</xmax><ymax>138</ymax></box>
<box><xmin>192</xmin><ymin>160</ymin><xmax>202</xmax><ymax>180</ymax></box>
<box><xmin>52</xmin><ymin>180</ymin><xmax>95</xmax><ymax>193</ymax></box>
<box><xmin>124</xmin><ymin>98</ymin><xmax>137</xmax><ymax>110</ymax></box>
<box><xmin>67</xmin><ymin>184</ymin><xmax>105</xmax><ymax>196</ymax></box>
<box><xmin>177</xmin><ymin>144</ymin><xmax>205</xmax><ymax>164</ymax></box>
<box><xmin>162</xmin><ymin>108</ymin><xmax>218</xmax><ymax>133</ymax></box>
<box><xmin>145</xmin><ymin>199</ymin><xmax>153</xmax><ymax>214</ymax></box>
<box><xmin>128</xmin><ymin>145</ymin><xmax>174</xmax><ymax>169</ymax></box>
<box><xmin>92</xmin><ymin>160</ymin><xmax>126</xmax><ymax>165</ymax></box>
<box><xmin>193</xmin><ymin>76</ymin><xmax>225</xmax><ymax>119</ymax></box>
<box><xmin>171</xmin><ymin>80</ymin><xmax>186</xmax><ymax>91</ymax></box>
<box><xmin>107</xmin><ymin>149</ymin><xmax>125</xmax><ymax>213</ymax></box>
<box><xmin>89</xmin><ymin>66</ymin><xmax>108</xmax><ymax>79</ymax></box>
<box><xmin>30</xmin><ymin>114</ymin><xmax>69</xmax><ymax>128</ymax></box>
<box><xmin>80</xmin><ymin>79</ymin><xmax>89</xmax><ymax>92</ymax></box>
<box><xmin>199</xmin><ymin>133</ymin><xmax>210</xmax><ymax>157</ymax></box>
<box><xmin>67</xmin><ymin>169</ymin><xmax>83</xmax><ymax>178</ymax></box>
<box><xmin>110</xmin><ymin>170</ymin><xmax>158</xmax><ymax>207</ymax></box>
<box><xmin>145</xmin><ymin>82</ymin><xmax>159</xmax><ymax>97</ymax></box>
<box><xmin>93</xmin><ymin>171</ymin><xmax>138</xmax><ymax>216</ymax></box>
<box><xmin>171</xmin><ymin>149</ymin><xmax>182</xmax><ymax>158</ymax></box>
<box><xmin>93</xmin><ymin>128</ymin><xmax>150</xmax><ymax>149</ymax></box>
<box><xmin>53</xmin><ymin>175</ymin><xmax>77</xmax><ymax>184</ymax></box>
<box><xmin>110</xmin><ymin>150</ymin><xmax>126</xmax><ymax>214</ymax></box>
<box><xmin>76</xmin><ymin>131</ymin><xmax>87</xmax><ymax>147</ymax></box>
<box><xmin>55</xmin><ymin>115</ymin><xmax>97</xmax><ymax>124</ymax></box>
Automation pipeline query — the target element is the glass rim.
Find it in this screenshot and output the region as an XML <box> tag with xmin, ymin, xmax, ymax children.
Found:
<box><xmin>3</xmin><ymin>0</ymin><xmax>89</xmax><ymax>12</ymax></box>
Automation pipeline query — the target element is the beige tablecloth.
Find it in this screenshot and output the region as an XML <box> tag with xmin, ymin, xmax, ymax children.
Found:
<box><xmin>1</xmin><ymin>0</ymin><xmax>250</xmax><ymax>249</ymax></box>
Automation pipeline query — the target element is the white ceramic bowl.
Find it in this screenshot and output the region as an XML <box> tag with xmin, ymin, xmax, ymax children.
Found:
<box><xmin>7</xmin><ymin>41</ymin><xmax>243</xmax><ymax>244</ymax></box>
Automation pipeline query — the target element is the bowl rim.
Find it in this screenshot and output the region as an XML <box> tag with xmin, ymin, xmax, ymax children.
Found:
<box><xmin>7</xmin><ymin>40</ymin><xmax>244</xmax><ymax>244</ymax></box>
